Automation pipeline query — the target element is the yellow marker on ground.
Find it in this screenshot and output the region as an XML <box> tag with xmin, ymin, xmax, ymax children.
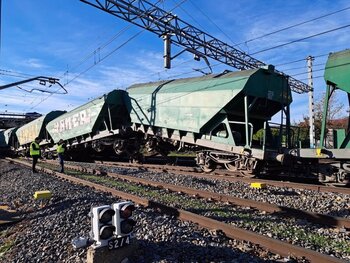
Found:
<box><xmin>33</xmin><ymin>191</ymin><xmax>52</xmax><ymax>200</ymax></box>
<box><xmin>250</xmin><ymin>183</ymin><xmax>267</xmax><ymax>189</ymax></box>
<box><xmin>316</xmin><ymin>148</ymin><xmax>323</xmax><ymax>156</ymax></box>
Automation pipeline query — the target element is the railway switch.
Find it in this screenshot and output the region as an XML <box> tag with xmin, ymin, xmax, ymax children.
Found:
<box><xmin>90</xmin><ymin>205</ymin><xmax>116</xmax><ymax>248</ymax></box>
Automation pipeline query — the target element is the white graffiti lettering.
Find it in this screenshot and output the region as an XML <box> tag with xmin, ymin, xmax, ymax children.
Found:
<box><xmin>52</xmin><ymin>109</ymin><xmax>92</xmax><ymax>133</ymax></box>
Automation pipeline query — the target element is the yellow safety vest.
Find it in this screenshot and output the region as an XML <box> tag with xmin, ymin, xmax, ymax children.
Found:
<box><xmin>57</xmin><ymin>144</ymin><xmax>65</xmax><ymax>154</ymax></box>
<box><xmin>30</xmin><ymin>142</ymin><xmax>40</xmax><ymax>156</ymax></box>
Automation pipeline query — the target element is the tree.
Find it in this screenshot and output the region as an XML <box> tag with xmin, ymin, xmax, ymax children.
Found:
<box><xmin>298</xmin><ymin>90</ymin><xmax>347</xmax><ymax>141</ymax></box>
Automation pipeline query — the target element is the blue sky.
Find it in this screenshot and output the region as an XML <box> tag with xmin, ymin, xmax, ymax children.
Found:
<box><xmin>1</xmin><ymin>0</ymin><xmax>350</xmax><ymax>123</ymax></box>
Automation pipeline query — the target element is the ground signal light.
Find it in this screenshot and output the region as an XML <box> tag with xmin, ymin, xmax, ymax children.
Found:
<box><xmin>90</xmin><ymin>205</ymin><xmax>116</xmax><ymax>248</ymax></box>
<box><xmin>112</xmin><ymin>201</ymin><xmax>136</xmax><ymax>237</ymax></box>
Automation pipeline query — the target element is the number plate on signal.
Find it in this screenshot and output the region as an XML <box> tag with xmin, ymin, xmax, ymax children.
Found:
<box><xmin>108</xmin><ymin>235</ymin><xmax>131</xmax><ymax>250</ymax></box>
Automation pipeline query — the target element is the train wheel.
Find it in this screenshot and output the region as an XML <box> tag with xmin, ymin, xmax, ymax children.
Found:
<box><xmin>199</xmin><ymin>158</ymin><xmax>216</xmax><ymax>173</ymax></box>
<box><xmin>46</xmin><ymin>151</ymin><xmax>54</xmax><ymax>160</ymax></box>
<box><xmin>336</xmin><ymin>171</ymin><xmax>350</xmax><ymax>186</ymax></box>
<box><xmin>239</xmin><ymin>171</ymin><xmax>256</xmax><ymax>178</ymax></box>
<box><xmin>92</xmin><ymin>142</ymin><xmax>105</xmax><ymax>153</ymax></box>
<box><xmin>225</xmin><ymin>161</ymin><xmax>239</xmax><ymax>172</ymax></box>
<box><xmin>240</xmin><ymin>159</ymin><xmax>261</xmax><ymax>178</ymax></box>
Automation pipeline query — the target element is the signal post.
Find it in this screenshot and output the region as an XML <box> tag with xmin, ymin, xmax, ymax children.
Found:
<box><xmin>87</xmin><ymin>201</ymin><xmax>137</xmax><ymax>263</ymax></box>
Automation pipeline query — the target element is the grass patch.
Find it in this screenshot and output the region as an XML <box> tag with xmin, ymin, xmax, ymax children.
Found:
<box><xmin>39</xmin><ymin>162</ymin><xmax>350</xmax><ymax>255</ymax></box>
<box><xmin>268</xmin><ymin>223</ymin><xmax>350</xmax><ymax>254</ymax></box>
<box><xmin>167</xmin><ymin>151</ymin><xmax>196</xmax><ymax>157</ymax></box>
<box><xmin>0</xmin><ymin>240</ymin><xmax>14</xmax><ymax>257</ymax></box>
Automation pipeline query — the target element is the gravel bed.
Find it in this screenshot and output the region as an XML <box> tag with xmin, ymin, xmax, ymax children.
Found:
<box><xmin>0</xmin><ymin>161</ymin><xmax>296</xmax><ymax>263</ymax></box>
<box><xmin>68</xmin><ymin>168</ymin><xmax>350</xmax><ymax>261</ymax></box>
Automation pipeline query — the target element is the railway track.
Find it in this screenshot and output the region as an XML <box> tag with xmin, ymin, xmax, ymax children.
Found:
<box><xmin>43</xmin><ymin>159</ymin><xmax>350</xmax><ymax>229</ymax></box>
<box><xmin>7</xmin><ymin>157</ymin><xmax>349</xmax><ymax>263</ymax></box>
<box><xmin>93</xmin><ymin>159</ymin><xmax>350</xmax><ymax>195</ymax></box>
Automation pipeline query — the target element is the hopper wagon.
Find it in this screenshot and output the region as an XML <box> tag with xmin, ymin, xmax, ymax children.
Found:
<box><xmin>0</xmin><ymin>127</ymin><xmax>19</xmax><ymax>155</ymax></box>
<box><xmin>289</xmin><ymin>49</ymin><xmax>350</xmax><ymax>184</ymax></box>
<box><xmin>46</xmin><ymin>89</ymin><xmax>139</xmax><ymax>158</ymax></box>
<box><xmin>15</xmin><ymin>111</ymin><xmax>66</xmax><ymax>156</ymax></box>
<box><xmin>128</xmin><ymin>66</ymin><xmax>294</xmax><ymax>175</ymax></box>
<box><xmin>0</xmin><ymin>130</ymin><xmax>7</xmax><ymax>155</ymax></box>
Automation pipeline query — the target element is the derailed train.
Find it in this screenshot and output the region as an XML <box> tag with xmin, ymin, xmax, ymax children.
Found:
<box><xmin>1</xmin><ymin>50</ymin><xmax>349</xmax><ymax>185</ymax></box>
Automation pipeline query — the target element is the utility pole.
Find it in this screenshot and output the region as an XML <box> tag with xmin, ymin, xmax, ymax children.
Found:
<box><xmin>307</xmin><ymin>56</ymin><xmax>315</xmax><ymax>148</ymax></box>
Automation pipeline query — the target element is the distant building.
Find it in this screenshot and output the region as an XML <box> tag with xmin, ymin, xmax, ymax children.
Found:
<box><xmin>0</xmin><ymin>112</ymin><xmax>42</xmax><ymax>129</ymax></box>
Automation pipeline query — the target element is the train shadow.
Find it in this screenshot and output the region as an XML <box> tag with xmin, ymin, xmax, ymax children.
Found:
<box><xmin>26</xmin><ymin>197</ymin><xmax>89</xmax><ymax>220</ymax></box>
<box><xmin>130</xmin><ymin>239</ymin><xmax>282</xmax><ymax>263</ymax></box>
<box><xmin>191</xmin><ymin>177</ymin><xmax>216</xmax><ymax>186</ymax></box>
<box><xmin>267</xmin><ymin>189</ymin><xmax>299</xmax><ymax>196</ymax></box>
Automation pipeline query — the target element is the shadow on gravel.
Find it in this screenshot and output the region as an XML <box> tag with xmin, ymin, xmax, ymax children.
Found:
<box><xmin>267</xmin><ymin>189</ymin><xmax>299</xmax><ymax>196</ymax></box>
<box><xmin>0</xmin><ymin>167</ymin><xmax>21</xmax><ymax>176</ymax></box>
<box><xmin>327</xmin><ymin>208</ymin><xmax>350</xmax><ymax>218</ymax></box>
<box><xmin>191</xmin><ymin>177</ymin><xmax>216</xmax><ymax>186</ymax></box>
<box><xmin>130</xmin><ymin>239</ymin><xmax>281</xmax><ymax>263</ymax></box>
<box><xmin>26</xmin><ymin>197</ymin><xmax>85</xmax><ymax>219</ymax></box>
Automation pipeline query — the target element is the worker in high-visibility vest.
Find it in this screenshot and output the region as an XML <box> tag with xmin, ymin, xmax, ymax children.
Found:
<box><xmin>30</xmin><ymin>137</ymin><xmax>41</xmax><ymax>173</ymax></box>
<box><xmin>57</xmin><ymin>139</ymin><xmax>66</xmax><ymax>173</ymax></box>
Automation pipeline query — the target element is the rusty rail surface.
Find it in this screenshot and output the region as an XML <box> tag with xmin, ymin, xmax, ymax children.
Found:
<box><xmin>6</xmin><ymin>158</ymin><xmax>347</xmax><ymax>263</ymax></box>
<box><xmin>59</xmin><ymin>161</ymin><xmax>350</xmax><ymax>230</ymax></box>
<box><xmin>95</xmin><ymin>160</ymin><xmax>350</xmax><ymax>195</ymax></box>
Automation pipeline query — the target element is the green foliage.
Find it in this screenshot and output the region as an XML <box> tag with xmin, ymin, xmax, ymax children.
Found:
<box><xmin>0</xmin><ymin>240</ymin><xmax>14</xmax><ymax>257</ymax></box>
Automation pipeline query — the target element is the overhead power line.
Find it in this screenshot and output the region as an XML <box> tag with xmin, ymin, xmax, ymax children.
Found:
<box><xmin>300</xmin><ymin>75</ymin><xmax>323</xmax><ymax>81</ymax></box>
<box><xmin>186</xmin><ymin>0</ymin><xmax>243</xmax><ymax>51</ymax></box>
<box><xmin>80</xmin><ymin>0</ymin><xmax>310</xmax><ymax>93</ymax></box>
<box><xmin>236</xmin><ymin>6</ymin><xmax>350</xmax><ymax>46</ymax></box>
<box><xmin>275</xmin><ymin>53</ymin><xmax>329</xmax><ymax>67</ymax></box>
<box><xmin>291</xmin><ymin>67</ymin><xmax>325</xmax><ymax>77</ymax></box>
<box><xmin>282</xmin><ymin>63</ymin><xmax>325</xmax><ymax>72</ymax></box>
<box><xmin>251</xmin><ymin>23</ymin><xmax>350</xmax><ymax>55</ymax></box>
<box><xmin>0</xmin><ymin>69</ymin><xmax>36</xmax><ymax>79</ymax></box>
<box><xmin>65</xmin><ymin>30</ymin><xmax>144</xmax><ymax>86</ymax></box>
<box><xmin>28</xmin><ymin>0</ymin><xmax>183</xmax><ymax>110</ymax></box>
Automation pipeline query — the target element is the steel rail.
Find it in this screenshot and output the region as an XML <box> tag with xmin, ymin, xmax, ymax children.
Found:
<box><xmin>55</xmin><ymin>161</ymin><xmax>350</xmax><ymax>229</ymax></box>
<box><xmin>6</xmin><ymin>157</ymin><xmax>346</xmax><ymax>263</ymax></box>
<box><xmin>94</xmin><ymin>160</ymin><xmax>350</xmax><ymax>195</ymax></box>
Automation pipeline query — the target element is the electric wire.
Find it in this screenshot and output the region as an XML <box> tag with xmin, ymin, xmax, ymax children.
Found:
<box><xmin>28</xmin><ymin>30</ymin><xmax>144</xmax><ymax>110</ymax></box>
<box><xmin>63</xmin><ymin>0</ymin><xmax>179</xmax><ymax>85</ymax></box>
<box><xmin>185</xmin><ymin>0</ymin><xmax>243</xmax><ymax>51</ymax></box>
<box><xmin>28</xmin><ymin>0</ymin><xmax>188</xmax><ymax>110</ymax></box>
<box><xmin>291</xmin><ymin>67</ymin><xmax>325</xmax><ymax>77</ymax></box>
<box><xmin>290</xmin><ymin>60</ymin><xmax>350</xmax><ymax>77</ymax></box>
<box><xmin>251</xmin><ymin>24</ymin><xmax>350</xmax><ymax>55</ymax></box>
<box><xmin>281</xmin><ymin>63</ymin><xmax>325</xmax><ymax>72</ymax></box>
<box><xmin>275</xmin><ymin>53</ymin><xmax>329</xmax><ymax>66</ymax></box>
<box><xmin>25</xmin><ymin>0</ymin><xmax>165</xmax><ymax>110</ymax></box>
<box><xmin>0</xmin><ymin>69</ymin><xmax>36</xmax><ymax>78</ymax></box>
<box><xmin>235</xmin><ymin>6</ymin><xmax>350</xmax><ymax>47</ymax></box>
<box><xmin>299</xmin><ymin>75</ymin><xmax>323</xmax><ymax>81</ymax></box>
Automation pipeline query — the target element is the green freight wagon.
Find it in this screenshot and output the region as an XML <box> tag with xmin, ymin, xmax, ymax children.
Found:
<box><xmin>46</xmin><ymin>90</ymin><xmax>133</xmax><ymax>155</ymax></box>
<box><xmin>289</xmin><ymin>49</ymin><xmax>350</xmax><ymax>185</ymax></box>
<box><xmin>4</xmin><ymin>127</ymin><xmax>18</xmax><ymax>147</ymax></box>
<box><xmin>0</xmin><ymin>130</ymin><xmax>6</xmax><ymax>150</ymax></box>
<box><xmin>128</xmin><ymin>66</ymin><xmax>292</xmax><ymax>174</ymax></box>
<box><xmin>4</xmin><ymin>127</ymin><xmax>19</xmax><ymax>149</ymax></box>
<box><xmin>322</xmin><ymin>49</ymin><xmax>350</xmax><ymax>150</ymax></box>
<box><xmin>0</xmin><ymin>127</ymin><xmax>19</xmax><ymax>155</ymax></box>
<box><xmin>16</xmin><ymin>111</ymin><xmax>66</xmax><ymax>155</ymax></box>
